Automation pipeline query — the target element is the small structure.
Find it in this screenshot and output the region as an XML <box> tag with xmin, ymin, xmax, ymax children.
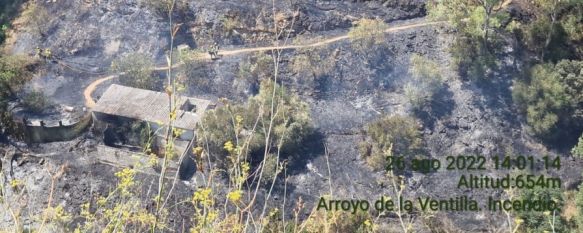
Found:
<box><xmin>92</xmin><ymin>84</ymin><xmax>213</xmax><ymax>180</ymax></box>
<box><xmin>10</xmin><ymin>103</ymin><xmax>92</xmax><ymax>143</ymax></box>
<box><xmin>92</xmin><ymin>84</ymin><xmax>212</xmax><ymax>141</ymax></box>
<box><xmin>176</xmin><ymin>44</ymin><xmax>190</xmax><ymax>52</ymax></box>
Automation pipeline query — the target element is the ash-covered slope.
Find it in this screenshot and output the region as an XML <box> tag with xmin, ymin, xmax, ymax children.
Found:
<box><xmin>2</xmin><ymin>0</ymin><xmax>581</xmax><ymax>232</ymax></box>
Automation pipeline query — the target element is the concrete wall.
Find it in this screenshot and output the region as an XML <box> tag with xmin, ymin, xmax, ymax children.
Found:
<box><xmin>20</xmin><ymin>113</ymin><xmax>92</xmax><ymax>143</ymax></box>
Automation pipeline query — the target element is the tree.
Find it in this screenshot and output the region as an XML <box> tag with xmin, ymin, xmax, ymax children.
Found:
<box><xmin>512</xmin><ymin>60</ymin><xmax>583</xmax><ymax>140</ymax></box>
<box><xmin>198</xmin><ymin>79</ymin><xmax>312</xmax><ymax>169</ymax></box>
<box><xmin>111</xmin><ymin>53</ymin><xmax>157</xmax><ymax>90</ymax></box>
<box><xmin>428</xmin><ymin>0</ymin><xmax>507</xmax><ymax>80</ymax></box>
<box><xmin>533</xmin><ymin>0</ymin><xmax>567</xmax><ymax>61</ymax></box>
<box><xmin>471</xmin><ymin>0</ymin><xmax>506</xmax><ymax>48</ymax></box>
<box><xmin>562</xmin><ymin>13</ymin><xmax>583</xmax><ymax>42</ymax></box>
<box><xmin>428</xmin><ymin>0</ymin><xmax>507</xmax><ymax>49</ymax></box>
<box><xmin>359</xmin><ymin>115</ymin><xmax>423</xmax><ymax>171</ymax></box>
<box><xmin>514</xmin><ymin>0</ymin><xmax>583</xmax><ymax>61</ymax></box>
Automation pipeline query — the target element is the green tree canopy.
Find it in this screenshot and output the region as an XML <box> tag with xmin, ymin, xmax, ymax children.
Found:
<box><xmin>517</xmin><ymin>185</ymin><xmax>567</xmax><ymax>232</ymax></box>
<box><xmin>198</xmin><ymin>79</ymin><xmax>312</xmax><ymax>169</ymax></box>
<box><xmin>428</xmin><ymin>0</ymin><xmax>507</xmax><ymax>46</ymax></box>
<box><xmin>111</xmin><ymin>53</ymin><xmax>157</xmax><ymax>90</ymax></box>
<box><xmin>510</xmin><ymin>0</ymin><xmax>582</xmax><ymax>61</ymax></box>
<box><xmin>428</xmin><ymin>0</ymin><xmax>507</xmax><ymax>80</ymax></box>
<box><xmin>512</xmin><ymin>60</ymin><xmax>583</xmax><ymax>140</ymax></box>
<box><xmin>359</xmin><ymin>115</ymin><xmax>423</xmax><ymax>171</ymax></box>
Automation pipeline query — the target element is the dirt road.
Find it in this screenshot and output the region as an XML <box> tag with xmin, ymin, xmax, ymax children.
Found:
<box><xmin>83</xmin><ymin>20</ymin><xmax>444</xmax><ymax>108</ymax></box>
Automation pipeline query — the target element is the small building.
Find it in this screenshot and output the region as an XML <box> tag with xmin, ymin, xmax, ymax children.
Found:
<box><xmin>92</xmin><ymin>84</ymin><xmax>213</xmax><ymax>180</ymax></box>
<box><xmin>93</xmin><ymin>84</ymin><xmax>212</xmax><ymax>141</ymax></box>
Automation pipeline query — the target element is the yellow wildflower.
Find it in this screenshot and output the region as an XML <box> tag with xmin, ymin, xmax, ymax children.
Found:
<box><xmin>235</xmin><ymin>115</ymin><xmax>243</xmax><ymax>125</ymax></box>
<box><xmin>192</xmin><ymin>188</ymin><xmax>213</xmax><ymax>206</ymax></box>
<box><xmin>241</xmin><ymin>162</ymin><xmax>250</xmax><ymax>173</ymax></box>
<box><xmin>115</xmin><ymin>168</ymin><xmax>136</xmax><ymax>196</ymax></box>
<box><xmin>364</xmin><ymin>219</ymin><xmax>372</xmax><ymax>227</ymax></box>
<box><xmin>269</xmin><ymin>208</ymin><xmax>279</xmax><ymax>218</ymax></box>
<box><xmin>224</xmin><ymin>141</ymin><xmax>235</xmax><ymax>153</ymax></box>
<box><xmin>227</xmin><ymin>190</ymin><xmax>243</xmax><ymax>203</ymax></box>
<box><xmin>9</xmin><ymin>179</ymin><xmax>22</xmax><ymax>189</ymax></box>
<box><xmin>193</xmin><ymin>146</ymin><xmax>204</xmax><ymax>156</ymax></box>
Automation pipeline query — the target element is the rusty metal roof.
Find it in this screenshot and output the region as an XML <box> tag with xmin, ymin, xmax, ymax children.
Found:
<box><xmin>93</xmin><ymin>84</ymin><xmax>211</xmax><ymax>130</ymax></box>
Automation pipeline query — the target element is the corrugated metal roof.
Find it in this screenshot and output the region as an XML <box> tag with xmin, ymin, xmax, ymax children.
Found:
<box><xmin>93</xmin><ymin>84</ymin><xmax>211</xmax><ymax>130</ymax></box>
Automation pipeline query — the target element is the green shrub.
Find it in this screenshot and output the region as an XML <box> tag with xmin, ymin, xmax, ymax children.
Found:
<box><xmin>289</xmin><ymin>47</ymin><xmax>336</xmax><ymax>92</ymax></box>
<box><xmin>237</xmin><ymin>52</ymin><xmax>273</xmax><ymax>84</ymax></box>
<box><xmin>525</xmin><ymin>18</ymin><xmax>571</xmax><ymax>62</ymax></box>
<box><xmin>576</xmin><ymin>183</ymin><xmax>583</xmax><ymax>229</ymax></box>
<box><xmin>22</xmin><ymin>90</ymin><xmax>49</xmax><ymax>113</ymax></box>
<box><xmin>0</xmin><ymin>55</ymin><xmax>35</xmax><ymax>133</ymax></box>
<box><xmin>359</xmin><ymin>115</ymin><xmax>423</xmax><ymax>171</ymax></box>
<box><xmin>302</xmin><ymin>204</ymin><xmax>373</xmax><ymax>233</ymax></box>
<box><xmin>427</xmin><ymin>0</ymin><xmax>507</xmax><ymax>48</ymax></box>
<box><xmin>0</xmin><ymin>24</ymin><xmax>7</xmax><ymax>45</ymax></box>
<box><xmin>450</xmin><ymin>36</ymin><xmax>498</xmax><ymax>80</ymax></box>
<box><xmin>572</xmin><ymin>134</ymin><xmax>583</xmax><ymax>158</ymax></box>
<box><xmin>111</xmin><ymin>53</ymin><xmax>157</xmax><ymax>90</ymax></box>
<box><xmin>517</xmin><ymin>186</ymin><xmax>567</xmax><ymax>233</ymax></box>
<box><xmin>0</xmin><ymin>55</ymin><xmax>34</xmax><ymax>97</ymax></box>
<box><xmin>348</xmin><ymin>18</ymin><xmax>388</xmax><ymax>52</ymax></box>
<box><xmin>0</xmin><ymin>0</ymin><xmax>25</xmax><ymax>43</ymax></box>
<box><xmin>562</xmin><ymin>14</ymin><xmax>583</xmax><ymax>42</ymax></box>
<box><xmin>260</xmin><ymin>153</ymin><xmax>281</xmax><ymax>186</ymax></box>
<box><xmin>198</xmin><ymin>79</ymin><xmax>312</xmax><ymax>170</ymax></box>
<box><xmin>405</xmin><ymin>54</ymin><xmax>444</xmax><ymax>110</ymax></box>
<box><xmin>221</xmin><ymin>16</ymin><xmax>241</xmax><ymax>35</ymax></box>
<box><xmin>512</xmin><ymin>60</ymin><xmax>583</xmax><ymax>140</ymax></box>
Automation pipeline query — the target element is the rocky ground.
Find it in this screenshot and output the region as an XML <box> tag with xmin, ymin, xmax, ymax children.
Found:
<box><xmin>1</xmin><ymin>0</ymin><xmax>582</xmax><ymax>232</ymax></box>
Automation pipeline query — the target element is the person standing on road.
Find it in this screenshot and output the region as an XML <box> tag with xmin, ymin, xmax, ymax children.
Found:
<box><xmin>208</xmin><ymin>42</ymin><xmax>220</xmax><ymax>60</ymax></box>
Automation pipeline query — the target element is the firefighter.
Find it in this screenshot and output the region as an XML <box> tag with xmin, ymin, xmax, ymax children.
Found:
<box><xmin>207</xmin><ymin>48</ymin><xmax>214</xmax><ymax>59</ymax></box>
<box><xmin>35</xmin><ymin>47</ymin><xmax>42</xmax><ymax>57</ymax></box>
<box><xmin>208</xmin><ymin>42</ymin><xmax>219</xmax><ymax>60</ymax></box>
<box><xmin>42</xmin><ymin>48</ymin><xmax>52</xmax><ymax>60</ymax></box>
<box><xmin>213</xmin><ymin>42</ymin><xmax>219</xmax><ymax>55</ymax></box>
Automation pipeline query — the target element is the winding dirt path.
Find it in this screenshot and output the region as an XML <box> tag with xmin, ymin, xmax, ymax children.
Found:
<box><xmin>83</xmin><ymin>74</ymin><xmax>117</xmax><ymax>107</ymax></box>
<box><xmin>219</xmin><ymin>20</ymin><xmax>443</xmax><ymax>56</ymax></box>
<box><xmin>83</xmin><ymin>20</ymin><xmax>443</xmax><ymax>108</ymax></box>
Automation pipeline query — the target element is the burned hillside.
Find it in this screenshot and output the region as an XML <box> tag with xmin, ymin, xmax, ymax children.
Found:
<box><xmin>0</xmin><ymin>0</ymin><xmax>582</xmax><ymax>232</ymax></box>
